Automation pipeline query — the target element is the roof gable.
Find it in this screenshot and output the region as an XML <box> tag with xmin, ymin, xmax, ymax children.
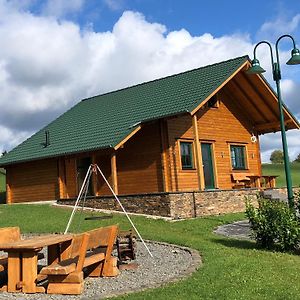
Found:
<box><xmin>0</xmin><ymin>55</ymin><xmax>260</xmax><ymax>166</ymax></box>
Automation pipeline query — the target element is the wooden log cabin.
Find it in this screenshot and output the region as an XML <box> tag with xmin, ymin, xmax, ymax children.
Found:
<box><xmin>0</xmin><ymin>56</ymin><xmax>299</xmax><ymax>205</ymax></box>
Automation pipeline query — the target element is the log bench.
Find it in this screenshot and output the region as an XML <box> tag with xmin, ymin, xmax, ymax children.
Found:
<box><xmin>40</xmin><ymin>225</ymin><xmax>119</xmax><ymax>295</ymax></box>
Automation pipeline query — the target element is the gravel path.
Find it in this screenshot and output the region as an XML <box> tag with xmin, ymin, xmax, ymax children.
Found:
<box><xmin>0</xmin><ymin>240</ymin><xmax>201</xmax><ymax>300</ymax></box>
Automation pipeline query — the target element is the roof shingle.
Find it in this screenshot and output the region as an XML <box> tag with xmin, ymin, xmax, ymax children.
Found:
<box><xmin>0</xmin><ymin>55</ymin><xmax>249</xmax><ymax>166</ymax></box>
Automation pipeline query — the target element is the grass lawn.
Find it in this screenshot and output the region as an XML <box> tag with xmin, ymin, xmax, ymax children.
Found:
<box><xmin>262</xmin><ymin>162</ymin><xmax>300</xmax><ymax>188</ymax></box>
<box><xmin>1</xmin><ymin>204</ymin><xmax>300</xmax><ymax>299</ymax></box>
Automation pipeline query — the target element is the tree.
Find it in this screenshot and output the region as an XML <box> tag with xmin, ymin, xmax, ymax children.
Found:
<box><xmin>270</xmin><ymin>150</ymin><xmax>284</xmax><ymax>164</ymax></box>
<box><xmin>294</xmin><ymin>153</ymin><xmax>300</xmax><ymax>163</ymax></box>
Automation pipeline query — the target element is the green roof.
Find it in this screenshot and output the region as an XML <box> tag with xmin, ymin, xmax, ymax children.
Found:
<box><xmin>0</xmin><ymin>56</ymin><xmax>249</xmax><ymax>166</ymax></box>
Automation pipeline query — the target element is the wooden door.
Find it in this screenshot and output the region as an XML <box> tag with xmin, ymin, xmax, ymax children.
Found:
<box><xmin>201</xmin><ymin>143</ymin><xmax>215</xmax><ymax>189</ymax></box>
<box><xmin>76</xmin><ymin>157</ymin><xmax>93</xmax><ymax>196</ymax></box>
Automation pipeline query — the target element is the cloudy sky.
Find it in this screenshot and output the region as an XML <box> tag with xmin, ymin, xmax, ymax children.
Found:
<box><xmin>0</xmin><ymin>0</ymin><xmax>299</xmax><ymax>162</ymax></box>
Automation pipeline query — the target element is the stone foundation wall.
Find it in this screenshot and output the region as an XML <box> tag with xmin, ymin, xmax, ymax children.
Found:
<box><xmin>58</xmin><ymin>188</ymin><xmax>264</xmax><ymax>219</ymax></box>
<box><xmin>275</xmin><ymin>187</ymin><xmax>300</xmax><ymax>196</ymax></box>
<box><xmin>59</xmin><ymin>188</ymin><xmax>300</xmax><ymax>219</ymax></box>
<box><xmin>170</xmin><ymin>189</ymin><xmax>260</xmax><ymax>219</ymax></box>
<box><xmin>59</xmin><ymin>193</ymin><xmax>171</xmax><ymax>217</ymax></box>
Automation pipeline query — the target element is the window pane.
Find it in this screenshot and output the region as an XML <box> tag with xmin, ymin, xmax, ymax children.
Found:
<box><xmin>230</xmin><ymin>145</ymin><xmax>246</xmax><ymax>169</ymax></box>
<box><xmin>180</xmin><ymin>142</ymin><xmax>194</xmax><ymax>169</ymax></box>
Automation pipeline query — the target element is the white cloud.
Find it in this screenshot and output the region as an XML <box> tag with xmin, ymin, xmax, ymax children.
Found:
<box><xmin>0</xmin><ymin>5</ymin><xmax>299</xmax><ymax>163</ymax></box>
<box><xmin>260</xmin><ymin>130</ymin><xmax>300</xmax><ymax>163</ymax></box>
<box><xmin>42</xmin><ymin>0</ymin><xmax>85</xmax><ymax>18</ymax></box>
<box><xmin>257</xmin><ymin>14</ymin><xmax>300</xmax><ymax>41</ymax></box>
<box><xmin>281</xmin><ymin>79</ymin><xmax>300</xmax><ymax>118</ymax></box>
<box><xmin>104</xmin><ymin>0</ymin><xmax>124</xmax><ymax>11</ymax></box>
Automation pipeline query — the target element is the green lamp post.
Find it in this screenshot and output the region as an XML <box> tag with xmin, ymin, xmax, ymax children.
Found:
<box><xmin>247</xmin><ymin>34</ymin><xmax>300</xmax><ymax>209</ymax></box>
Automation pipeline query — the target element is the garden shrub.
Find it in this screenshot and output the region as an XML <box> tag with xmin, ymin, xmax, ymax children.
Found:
<box><xmin>245</xmin><ymin>197</ymin><xmax>300</xmax><ymax>251</ymax></box>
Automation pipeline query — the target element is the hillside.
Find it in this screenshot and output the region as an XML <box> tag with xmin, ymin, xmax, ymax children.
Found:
<box><xmin>262</xmin><ymin>162</ymin><xmax>300</xmax><ymax>188</ymax></box>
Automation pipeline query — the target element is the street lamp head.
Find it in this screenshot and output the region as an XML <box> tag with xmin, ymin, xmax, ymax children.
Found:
<box><xmin>246</xmin><ymin>58</ymin><xmax>266</xmax><ymax>74</ymax></box>
<box><xmin>286</xmin><ymin>48</ymin><xmax>300</xmax><ymax>65</ymax></box>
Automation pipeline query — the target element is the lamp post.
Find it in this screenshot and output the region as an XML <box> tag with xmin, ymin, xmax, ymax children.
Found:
<box><xmin>247</xmin><ymin>34</ymin><xmax>300</xmax><ymax>209</ymax></box>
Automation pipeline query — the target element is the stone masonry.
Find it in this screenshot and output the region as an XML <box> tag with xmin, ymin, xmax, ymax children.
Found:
<box><xmin>58</xmin><ymin>188</ymin><xmax>266</xmax><ymax>219</ymax></box>
<box><xmin>59</xmin><ymin>187</ymin><xmax>300</xmax><ymax>219</ymax></box>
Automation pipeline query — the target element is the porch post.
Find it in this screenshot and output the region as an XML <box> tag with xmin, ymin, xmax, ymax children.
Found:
<box><xmin>91</xmin><ymin>154</ymin><xmax>98</xmax><ymax>196</ymax></box>
<box><xmin>110</xmin><ymin>151</ymin><xmax>118</xmax><ymax>194</ymax></box>
<box><xmin>192</xmin><ymin>114</ymin><xmax>205</xmax><ymax>190</ymax></box>
<box><xmin>6</xmin><ymin>169</ymin><xmax>12</xmax><ymax>204</ymax></box>
<box><xmin>58</xmin><ymin>158</ymin><xmax>66</xmax><ymax>199</ymax></box>
<box><xmin>159</xmin><ymin>119</ymin><xmax>170</xmax><ymax>192</ymax></box>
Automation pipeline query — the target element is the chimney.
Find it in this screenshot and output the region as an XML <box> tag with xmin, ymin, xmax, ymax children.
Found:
<box><xmin>44</xmin><ymin>130</ymin><xmax>50</xmax><ymax>147</ymax></box>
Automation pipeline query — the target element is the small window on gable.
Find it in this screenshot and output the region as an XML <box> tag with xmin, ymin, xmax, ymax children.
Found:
<box><xmin>207</xmin><ymin>95</ymin><xmax>219</xmax><ymax>108</ymax></box>
<box><xmin>180</xmin><ymin>142</ymin><xmax>194</xmax><ymax>170</ymax></box>
<box><xmin>230</xmin><ymin>145</ymin><xmax>246</xmax><ymax>170</ymax></box>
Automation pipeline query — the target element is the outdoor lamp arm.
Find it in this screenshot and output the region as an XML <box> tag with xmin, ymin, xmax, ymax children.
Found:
<box><xmin>274</xmin><ymin>35</ymin><xmax>297</xmax><ymax>81</ymax></box>
<box><xmin>253</xmin><ymin>40</ymin><xmax>275</xmax><ymax>64</ymax></box>
<box><xmin>253</xmin><ymin>41</ymin><xmax>277</xmax><ymax>80</ymax></box>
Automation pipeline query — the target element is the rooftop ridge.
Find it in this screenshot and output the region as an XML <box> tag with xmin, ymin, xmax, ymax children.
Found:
<box><xmin>82</xmin><ymin>55</ymin><xmax>249</xmax><ymax>102</ymax></box>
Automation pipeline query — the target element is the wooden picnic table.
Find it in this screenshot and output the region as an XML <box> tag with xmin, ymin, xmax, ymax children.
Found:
<box><xmin>0</xmin><ymin>234</ymin><xmax>73</xmax><ymax>294</ymax></box>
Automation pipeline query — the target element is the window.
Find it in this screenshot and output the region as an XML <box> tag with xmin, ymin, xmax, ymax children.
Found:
<box><xmin>230</xmin><ymin>145</ymin><xmax>246</xmax><ymax>170</ymax></box>
<box><xmin>180</xmin><ymin>142</ymin><xmax>194</xmax><ymax>169</ymax></box>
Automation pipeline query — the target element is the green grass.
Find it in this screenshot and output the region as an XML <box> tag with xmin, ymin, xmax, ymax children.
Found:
<box><xmin>262</xmin><ymin>162</ymin><xmax>300</xmax><ymax>188</ymax></box>
<box><xmin>1</xmin><ymin>204</ymin><xmax>300</xmax><ymax>299</ymax></box>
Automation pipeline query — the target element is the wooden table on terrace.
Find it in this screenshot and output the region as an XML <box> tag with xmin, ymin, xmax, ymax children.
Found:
<box><xmin>0</xmin><ymin>234</ymin><xmax>73</xmax><ymax>294</ymax></box>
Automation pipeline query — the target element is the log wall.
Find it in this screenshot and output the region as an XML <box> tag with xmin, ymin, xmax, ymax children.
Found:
<box><xmin>6</xmin><ymin>159</ymin><xmax>58</xmax><ymax>203</ymax></box>
<box><xmin>166</xmin><ymin>88</ymin><xmax>261</xmax><ymax>191</ymax></box>
<box><xmin>5</xmin><ymin>83</ymin><xmax>263</xmax><ymax>203</ymax></box>
<box><xmin>116</xmin><ymin>122</ymin><xmax>163</xmax><ymax>194</ymax></box>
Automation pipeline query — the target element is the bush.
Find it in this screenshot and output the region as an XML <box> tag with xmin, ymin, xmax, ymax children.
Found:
<box><xmin>245</xmin><ymin>198</ymin><xmax>300</xmax><ymax>251</ymax></box>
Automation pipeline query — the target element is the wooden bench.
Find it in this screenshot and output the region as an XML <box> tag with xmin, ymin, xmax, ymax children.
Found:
<box><xmin>40</xmin><ymin>225</ymin><xmax>119</xmax><ymax>295</ymax></box>
<box><xmin>232</xmin><ymin>173</ymin><xmax>278</xmax><ymax>189</ymax></box>
<box><xmin>231</xmin><ymin>173</ymin><xmax>252</xmax><ymax>189</ymax></box>
<box><xmin>262</xmin><ymin>175</ymin><xmax>278</xmax><ymax>188</ymax></box>
<box><xmin>40</xmin><ymin>233</ymin><xmax>89</xmax><ymax>295</ymax></box>
<box><xmin>84</xmin><ymin>225</ymin><xmax>119</xmax><ymax>277</ymax></box>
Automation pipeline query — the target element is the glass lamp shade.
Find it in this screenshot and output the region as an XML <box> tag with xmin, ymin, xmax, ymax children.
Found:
<box><xmin>286</xmin><ymin>48</ymin><xmax>300</xmax><ymax>65</ymax></box>
<box><xmin>246</xmin><ymin>58</ymin><xmax>266</xmax><ymax>74</ymax></box>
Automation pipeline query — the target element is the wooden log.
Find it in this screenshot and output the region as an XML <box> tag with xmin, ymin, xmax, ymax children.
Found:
<box><xmin>22</xmin><ymin>251</ymin><xmax>38</xmax><ymax>293</ymax></box>
<box><xmin>40</xmin><ymin>259</ymin><xmax>77</xmax><ymax>275</ymax></box>
<box><xmin>83</xmin><ymin>252</ymin><xmax>105</xmax><ymax>268</ymax></box>
<box><xmin>60</xmin><ymin>240</ymin><xmax>73</xmax><ymax>261</ymax></box>
<box><xmin>160</xmin><ymin>119</ymin><xmax>170</xmax><ymax>192</ymax></box>
<box><xmin>111</xmin><ymin>152</ymin><xmax>118</xmax><ymax>194</ymax></box>
<box><xmin>6</xmin><ymin>172</ymin><xmax>12</xmax><ymax>204</ymax></box>
<box><xmin>47</xmin><ymin>272</ymin><xmax>83</xmax><ymax>283</ymax></box>
<box><xmin>35</xmin><ymin>286</ymin><xmax>46</xmax><ymax>293</ymax></box>
<box><xmin>47</xmin><ymin>244</ymin><xmax>60</xmax><ymax>265</ymax></box>
<box><xmin>192</xmin><ymin>115</ymin><xmax>205</xmax><ymax>190</ymax></box>
<box><xmin>86</xmin><ymin>261</ymin><xmax>103</xmax><ymax>277</ymax></box>
<box><xmin>101</xmin><ymin>257</ymin><xmax>119</xmax><ymax>277</ymax></box>
<box><xmin>47</xmin><ymin>282</ymin><xmax>84</xmax><ymax>295</ymax></box>
<box><xmin>92</xmin><ymin>155</ymin><xmax>98</xmax><ymax>196</ymax></box>
<box><xmin>7</xmin><ymin>252</ymin><xmax>21</xmax><ymax>292</ymax></box>
<box><xmin>0</xmin><ymin>227</ymin><xmax>20</xmax><ymax>243</ymax></box>
<box><xmin>0</xmin><ymin>285</ymin><xmax>7</xmax><ymax>292</ymax></box>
